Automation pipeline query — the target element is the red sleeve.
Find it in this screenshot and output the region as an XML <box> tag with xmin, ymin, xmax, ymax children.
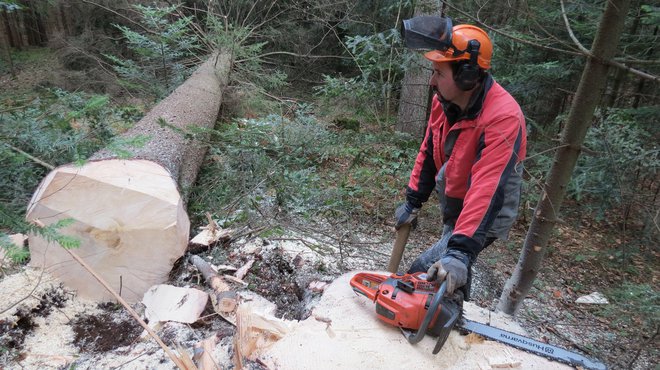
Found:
<box><xmin>406</xmin><ymin>106</ymin><xmax>440</xmax><ymax>207</ymax></box>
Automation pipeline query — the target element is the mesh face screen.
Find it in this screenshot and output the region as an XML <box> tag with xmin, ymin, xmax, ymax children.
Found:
<box><xmin>402</xmin><ymin>16</ymin><xmax>453</xmax><ymax>51</ymax></box>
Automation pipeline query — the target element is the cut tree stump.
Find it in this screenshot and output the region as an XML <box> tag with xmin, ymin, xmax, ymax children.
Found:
<box><xmin>26</xmin><ymin>53</ymin><xmax>232</xmax><ymax>302</ymax></box>
<box><xmin>257</xmin><ymin>272</ymin><xmax>572</xmax><ymax>370</ymax></box>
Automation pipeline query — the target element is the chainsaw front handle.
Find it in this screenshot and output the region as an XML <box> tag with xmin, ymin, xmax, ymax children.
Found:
<box><xmin>404</xmin><ymin>281</ymin><xmax>447</xmax><ymax>344</ymax></box>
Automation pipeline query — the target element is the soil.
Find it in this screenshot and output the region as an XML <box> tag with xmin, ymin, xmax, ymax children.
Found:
<box><xmin>71</xmin><ymin>309</ymin><xmax>142</xmax><ymax>353</ymax></box>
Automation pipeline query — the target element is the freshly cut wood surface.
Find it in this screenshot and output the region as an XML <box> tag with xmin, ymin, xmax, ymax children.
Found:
<box><xmin>27</xmin><ymin>159</ymin><xmax>189</xmax><ymax>302</ymax></box>
<box><xmin>258</xmin><ymin>272</ymin><xmax>571</xmax><ymax>370</ymax></box>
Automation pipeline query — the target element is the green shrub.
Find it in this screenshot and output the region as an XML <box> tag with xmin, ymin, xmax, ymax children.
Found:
<box><xmin>105</xmin><ymin>4</ymin><xmax>200</xmax><ymax>98</ymax></box>
<box><xmin>187</xmin><ymin>107</ymin><xmax>418</xmax><ymax>228</ymax></box>
<box><xmin>571</xmin><ymin>108</ymin><xmax>658</xmax><ymax>215</ymax></box>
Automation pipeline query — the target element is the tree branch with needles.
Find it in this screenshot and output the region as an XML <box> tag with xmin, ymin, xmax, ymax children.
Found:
<box><xmin>444</xmin><ymin>1</ymin><xmax>659</xmax><ymax>82</ymax></box>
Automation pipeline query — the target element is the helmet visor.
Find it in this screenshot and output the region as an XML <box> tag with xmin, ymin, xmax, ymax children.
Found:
<box><xmin>401</xmin><ymin>16</ymin><xmax>453</xmax><ymax>51</ymax></box>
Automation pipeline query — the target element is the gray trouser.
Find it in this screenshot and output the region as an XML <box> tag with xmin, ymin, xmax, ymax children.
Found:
<box><xmin>408</xmin><ymin>225</ymin><xmax>454</xmax><ymax>273</ymax></box>
<box><xmin>407</xmin><ymin>226</ymin><xmax>497</xmax><ymax>274</ymax></box>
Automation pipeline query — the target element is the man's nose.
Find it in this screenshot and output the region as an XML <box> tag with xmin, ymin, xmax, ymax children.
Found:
<box><xmin>429</xmin><ymin>72</ymin><xmax>440</xmax><ymax>89</ymax></box>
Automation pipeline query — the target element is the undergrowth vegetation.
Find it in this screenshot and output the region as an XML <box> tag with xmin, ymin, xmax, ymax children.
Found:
<box><xmin>187</xmin><ymin>108</ymin><xmax>419</xmax><ymax>229</ymax></box>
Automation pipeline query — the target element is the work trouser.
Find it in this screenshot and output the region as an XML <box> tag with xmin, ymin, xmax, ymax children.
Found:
<box><xmin>407</xmin><ymin>227</ymin><xmax>495</xmax><ymax>301</ymax></box>
<box><xmin>407</xmin><ymin>226</ymin><xmax>497</xmax><ymax>273</ymax></box>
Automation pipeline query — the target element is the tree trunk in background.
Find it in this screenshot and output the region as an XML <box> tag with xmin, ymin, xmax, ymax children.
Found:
<box><xmin>497</xmin><ymin>0</ymin><xmax>631</xmax><ymax>315</ymax></box>
<box><xmin>605</xmin><ymin>1</ymin><xmax>642</xmax><ymax>108</ymax></box>
<box><xmin>0</xmin><ymin>10</ymin><xmax>15</xmax><ymax>77</ymax></box>
<box><xmin>3</xmin><ymin>10</ymin><xmax>20</xmax><ymax>49</ymax></box>
<box><xmin>42</xmin><ymin>0</ymin><xmax>67</xmax><ymax>42</ymax></box>
<box><xmin>26</xmin><ymin>53</ymin><xmax>232</xmax><ymax>303</ymax></box>
<box><xmin>396</xmin><ymin>55</ymin><xmax>432</xmax><ymax>138</ymax></box>
<box><xmin>395</xmin><ymin>1</ymin><xmax>439</xmax><ymax>138</ymax></box>
<box><xmin>632</xmin><ymin>24</ymin><xmax>657</xmax><ymax>108</ymax></box>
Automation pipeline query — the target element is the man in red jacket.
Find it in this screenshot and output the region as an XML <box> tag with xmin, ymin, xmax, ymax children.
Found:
<box><xmin>396</xmin><ymin>17</ymin><xmax>527</xmax><ymax>298</ymax></box>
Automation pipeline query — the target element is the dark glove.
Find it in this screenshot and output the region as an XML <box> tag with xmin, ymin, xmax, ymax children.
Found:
<box><xmin>394</xmin><ymin>202</ymin><xmax>420</xmax><ymax>230</ymax></box>
<box><xmin>426</xmin><ymin>250</ymin><xmax>469</xmax><ymax>294</ymax></box>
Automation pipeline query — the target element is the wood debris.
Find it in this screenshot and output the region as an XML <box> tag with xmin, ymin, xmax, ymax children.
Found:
<box><xmin>487</xmin><ymin>349</ymin><xmax>522</xmax><ymax>368</ymax></box>
<box><xmin>193</xmin><ymin>334</ymin><xmax>219</xmax><ymax>370</ymax></box>
<box><xmin>142</xmin><ymin>284</ymin><xmax>208</xmax><ymax>324</ymax></box>
<box><xmin>189</xmin><ymin>255</ymin><xmax>238</xmax><ymax>314</ymax></box>
<box><xmin>464</xmin><ymin>332</ymin><xmax>485</xmax><ymax>344</ymax></box>
<box><xmin>308</xmin><ymin>280</ymin><xmax>329</xmax><ymax>293</ymax></box>
<box><xmin>223</xmin><ymin>274</ymin><xmax>248</xmax><ymax>287</ymax></box>
<box><xmin>234</xmin><ymin>295</ymin><xmax>291</xmax><ymax>366</ymax></box>
<box><xmin>234</xmin><ymin>259</ymin><xmax>255</xmax><ymax>280</ymax></box>
<box><xmin>189</xmin><ymin>215</ymin><xmax>235</xmax><ymax>252</ymax></box>
<box><xmin>575</xmin><ymin>292</ymin><xmax>609</xmax><ymax>304</ymax></box>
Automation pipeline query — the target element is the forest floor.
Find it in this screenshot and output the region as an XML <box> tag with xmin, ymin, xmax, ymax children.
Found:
<box><xmin>1</xmin><ymin>48</ymin><xmax>657</xmax><ymax>369</ymax></box>
<box><xmin>0</xmin><ymin>208</ymin><xmax>657</xmax><ymax>369</ymax></box>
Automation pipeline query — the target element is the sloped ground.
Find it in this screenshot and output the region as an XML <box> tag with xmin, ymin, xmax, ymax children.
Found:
<box><xmin>1</xmin><ymin>210</ymin><xmax>655</xmax><ymax>369</ymax></box>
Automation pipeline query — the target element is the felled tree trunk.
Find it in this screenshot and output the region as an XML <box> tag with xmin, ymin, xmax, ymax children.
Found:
<box><xmin>26</xmin><ymin>53</ymin><xmax>232</xmax><ymax>303</ymax></box>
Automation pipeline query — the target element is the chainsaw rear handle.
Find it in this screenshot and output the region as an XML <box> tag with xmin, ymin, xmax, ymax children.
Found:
<box><xmin>405</xmin><ymin>281</ymin><xmax>447</xmax><ymax>344</ymax></box>
<box><xmin>350</xmin><ymin>272</ymin><xmax>388</xmax><ymax>301</ymax></box>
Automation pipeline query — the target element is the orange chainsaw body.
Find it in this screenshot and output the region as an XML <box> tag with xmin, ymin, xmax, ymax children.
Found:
<box><xmin>350</xmin><ymin>272</ymin><xmax>441</xmax><ymax>330</ymax></box>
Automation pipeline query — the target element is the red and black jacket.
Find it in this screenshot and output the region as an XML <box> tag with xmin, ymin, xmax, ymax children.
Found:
<box><xmin>406</xmin><ymin>75</ymin><xmax>527</xmax><ymax>262</ymax></box>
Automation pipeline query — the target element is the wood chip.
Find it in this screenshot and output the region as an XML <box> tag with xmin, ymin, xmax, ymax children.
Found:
<box><xmin>142</xmin><ymin>284</ymin><xmax>208</xmax><ymax>324</ymax></box>
<box><xmin>193</xmin><ymin>334</ymin><xmax>219</xmax><ymax>370</ymax></box>
<box><xmin>464</xmin><ymin>332</ymin><xmax>485</xmax><ymax>344</ymax></box>
<box><xmin>488</xmin><ymin>349</ymin><xmax>521</xmax><ymax>368</ymax></box>
<box><xmin>224</xmin><ymin>274</ymin><xmax>249</xmax><ymax>287</ymax></box>
<box><xmin>308</xmin><ymin>281</ymin><xmax>328</xmax><ymax>293</ymax></box>
<box><xmin>234</xmin><ymin>259</ymin><xmax>255</xmax><ymax>280</ymax></box>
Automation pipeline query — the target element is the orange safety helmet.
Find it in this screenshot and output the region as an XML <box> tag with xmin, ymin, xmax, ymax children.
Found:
<box><xmin>424</xmin><ymin>25</ymin><xmax>493</xmax><ymax>70</ymax></box>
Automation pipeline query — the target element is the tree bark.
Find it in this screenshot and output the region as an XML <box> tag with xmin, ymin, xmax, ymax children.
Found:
<box><xmin>497</xmin><ymin>0</ymin><xmax>631</xmax><ymax>315</ymax></box>
<box><xmin>26</xmin><ymin>53</ymin><xmax>232</xmax><ymax>303</ymax></box>
<box><xmin>0</xmin><ymin>10</ymin><xmax>15</xmax><ymax>77</ymax></box>
<box><xmin>394</xmin><ymin>0</ymin><xmax>439</xmax><ymax>138</ymax></box>
<box><xmin>396</xmin><ymin>54</ymin><xmax>432</xmax><ymax>138</ymax></box>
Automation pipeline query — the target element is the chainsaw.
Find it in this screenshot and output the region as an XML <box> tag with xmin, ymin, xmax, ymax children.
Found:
<box><xmin>350</xmin><ymin>272</ymin><xmax>607</xmax><ymax>370</ymax></box>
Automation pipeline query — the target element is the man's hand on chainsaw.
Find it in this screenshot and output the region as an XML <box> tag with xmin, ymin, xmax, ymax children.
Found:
<box><xmin>394</xmin><ymin>201</ymin><xmax>420</xmax><ymax>230</ymax></box>
<box><xmin>426</xmin><ymin>251</ymin><xmax>469</xmax><ymax>294</ymax></box>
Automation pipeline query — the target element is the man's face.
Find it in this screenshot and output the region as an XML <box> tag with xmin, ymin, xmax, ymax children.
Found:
<box><xmin>429</xmin><ymin>61</ymin><xmax>461</xmax><ymax>102</ymax></box>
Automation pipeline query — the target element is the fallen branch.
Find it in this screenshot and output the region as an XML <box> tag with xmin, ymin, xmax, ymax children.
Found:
<box><xmin>189</xmin><ymin>255</ymin><xmax>238</xmax><ymax>313</ymax></box>
<box><xmin>5</xmin><ymin>143</ymin><xmax>55</xmax><ymax>170</ymax></box>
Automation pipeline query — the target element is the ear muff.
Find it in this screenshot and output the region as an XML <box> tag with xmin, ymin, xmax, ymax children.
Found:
<box><xmin>454</xmin><ymin>40</ymin><xmax>481</xmax><ymax>91</ymax></box>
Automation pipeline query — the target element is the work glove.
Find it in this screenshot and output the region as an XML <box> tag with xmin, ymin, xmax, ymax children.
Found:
<box><xmin>426</xmin><ymin>250</ymin><xmax>469</xmax><ymax>295</ymax></box>
<box><xmin>394</xmin><ymin>202</ymin><xmax>420</xmax><ymax>230</ymax></box>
